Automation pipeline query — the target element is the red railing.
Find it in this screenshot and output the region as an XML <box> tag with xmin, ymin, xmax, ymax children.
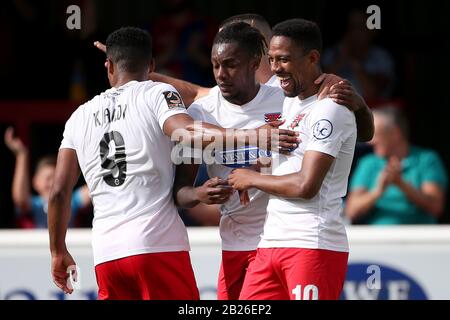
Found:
<box><xmin>0</xmin><ymin>100</ymin><xmax>80</xmax><ymax>145</ymax></box>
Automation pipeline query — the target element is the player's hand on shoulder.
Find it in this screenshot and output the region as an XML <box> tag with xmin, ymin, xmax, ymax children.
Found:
<box><xmin>328</xmin><ymin>80</ymin><xmax>364</xmax><ymax>112</ymax></box>
<box><xmin>315</xmin><ymin>73</ymin><xmax>344</xmax><ymax>99</ymax></box>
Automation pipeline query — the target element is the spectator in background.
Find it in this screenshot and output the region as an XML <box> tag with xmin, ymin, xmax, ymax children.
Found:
<box><xmin>322</xmin><ymin>9</ymin><xmax>395</xmax><ymax>102</ymax></box>
<box><xmin>150</xmin><ymin>0</ymin><xmax>217</xmax><ymax>87</ymax></box>
<box><xmin>345</xmin><ymin>107</ymin><xmax>447</xmax><ymax>224</ymax></box>
<box><xmin>4</xmin><ymin>127</ymin><xmax>91</xmax><ymax>228</ymax></box>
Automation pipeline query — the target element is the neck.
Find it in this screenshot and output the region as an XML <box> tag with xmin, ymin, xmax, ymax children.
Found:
<box><xmin>113</xmin><ymin>72</ymin><xmax>148</xmax><ymax>88</ymax></box>
<box><xmin>226</xmin><ymin>82</ymin><xmax>260</xmax><ymax>106</ymax></box>
<box><xmin>298</xmin><ymin>70</ymin><xmax>322</xmax><ymax>100</ymax></box>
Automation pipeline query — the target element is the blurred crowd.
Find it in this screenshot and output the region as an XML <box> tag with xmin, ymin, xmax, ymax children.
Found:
<box><xmin>0</xmin><ymin>0</ymin><xmax>448</xmax><ymax>228</ymax></box>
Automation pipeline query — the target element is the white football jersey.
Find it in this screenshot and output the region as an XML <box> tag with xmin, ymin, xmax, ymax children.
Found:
<box><xmin>264</xmin><ymin>74</ymin><xmax>281</xmax><ymax>88</ymax></box>
<box><xmin>260</xmin><ymin>95</ymin><xmax>357</xmax><ymax>252</ymax></box>
<box><xmin>188</xmin><ymin>85</ymin><xmax>284</xmax><ymax>251</ymax></box>
<box><xmin>60</xmin><ymin>80</ymin><xmax>190</xmax><ymax>265</ymax></box>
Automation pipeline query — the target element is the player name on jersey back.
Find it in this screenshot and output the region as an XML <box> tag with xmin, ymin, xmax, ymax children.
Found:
<box><xmin>93</xmin><ymin>103</ymin><xmax>128</xmax><ymax>127</ymax></box>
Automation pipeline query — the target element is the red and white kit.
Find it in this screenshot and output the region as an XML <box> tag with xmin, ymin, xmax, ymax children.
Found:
<box><xmin>188</xmin><ymin>83</ymin><xmax>284</xmax><ymax>299</ymax></box>
<box><xmin>61</xmin><ymin>80</ymin><xmax>199</xmax><ymax>299</ymax></box>
<box><xmin>240</xmin><ymin>95</ymin><xmax>356</xmax><ymax>300</ymax></box>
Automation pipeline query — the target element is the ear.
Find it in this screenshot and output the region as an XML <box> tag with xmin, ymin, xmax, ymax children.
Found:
<box><xmin>251</xmin><ymin>55</ymin><xmax>261</xmax><ymax>71</ymax></box>
<box><xmin>309</xmin><ymin>49</ymin><xmax>321</xmax><ymax>65</ymax></box>
<box><xmin>106</xmin><ymin>58</ymin><xmax>114</xmax><ymax>76</ymax></box>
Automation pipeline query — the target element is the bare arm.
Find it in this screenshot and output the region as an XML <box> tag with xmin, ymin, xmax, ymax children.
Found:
<box><xmin>397</xmin><ymin>181</ymin><xmax>445</xmax><ymax>219</ymax></box>
<box><xmin>48</xmin><ymin>148</ymin><xmax>80</xmax><ymax>294</ymax></box>
<box><xmin>149</xmin><ymin>72</ymin><xmax>211</xmax><ymax>106</ymax></box>
<box><xmin>345</xmin><ymin>188</ymin><xmax>383</xmax><ymax>222</ymax></box>
<box><xmin>353</xmin><ymin>102</ymin><xmax>375</xmax><ymax>142</ymax></box>
<box><xmin>173</xmin><ymin>163</ymin><xmax>233</xmax><ymax>208</ymax></box>
<box><xmin>345</xmin><ymin>165</ymin><xmax>390</xmax><ymax>222</ymax></box>
<box><xmin>229</xmin><ymin>150</ymin><xmax>334</xmax><ymax>199</ymax></box>
<box><xmin>185</xmin><ymin>203</ymin><xmax>221</xmax><ymax>226</ymax></box>
<box><xmin>327</xmin><ymin>80</ymin><xmax>374</xmax><ymax>142</ymax></box>
<box><xmin>4</xmin><ymin>127</ymin><xmax>31</xmax><ymax>212</ymax></box>
<box><xmin>346</xmin><ymin>181</ymin><xmax>445</xmax><ymax>222</ymax></box>
<box><xmin>163</xmin><ymin>113</ymin><xmax>299</xmax><ymax>152</ymax></box>
<box><xmin>345</xmin><ymin>159</ymin><xmax>446</xmax><ymax>221</ymax></box>
<box><xmin>12</xmin><ymin>150</ymin><xmax>31</xmax><ymax>212</ymax></box>
<box><xmin>173</xmin><ymin>163</ymin><xmax>200</xmax><ymax>208</ymax></box>
<box><xmin>315</xmin><ymin>75</ymin><xmax>374</xmax><ymax>142</ymax></box>
<box><xmin>48</xmin><ymin>149</ymin><xmax>80</xmax><ymax>254</ymax></box>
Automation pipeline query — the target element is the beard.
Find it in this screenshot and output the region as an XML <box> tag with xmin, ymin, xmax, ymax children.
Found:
<box><xmin>282</xmin><ymin>81</ymin><xmax>303</xmax><ymax>98</ymax></box>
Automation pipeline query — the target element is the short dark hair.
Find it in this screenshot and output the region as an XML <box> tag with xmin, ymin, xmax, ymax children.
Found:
<box><xmin>106</xmin><ymin>27</ymin><xmax>152</xmax><ymax>73</ymax></box>
<box><xmin>220</xmin><ymin>14</ymin><xmax>272</xmax><ymax>43</ymax></box>
<box><xmin>272</xmin><ymin>19</ymin><xmax>322</xmax><ymax>54</ymax></box>
<box><xmin>213</xmin><ymin>22</ymin><xmax>267</xmax><ymax>59</ymax></box>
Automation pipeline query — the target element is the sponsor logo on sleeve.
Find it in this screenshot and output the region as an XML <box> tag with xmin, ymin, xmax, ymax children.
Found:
<box><xmin>163</xmin><ymin>91</ymin><xmax>185</xmax><ymax>109</ymax></box>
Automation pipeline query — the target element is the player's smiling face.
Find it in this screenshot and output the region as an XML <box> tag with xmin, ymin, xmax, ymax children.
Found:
<box><xmin>211</xmin><ymin>41</ymin><xmax>259</xmax><ymax>105</ymax></box>
<box><xmin>269</xmin><ymin>36</ymin><xmax>310</xmax><ymax>98</ymax></box>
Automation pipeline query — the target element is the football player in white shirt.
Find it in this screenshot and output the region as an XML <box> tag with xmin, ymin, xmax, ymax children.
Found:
<box><xmin>48</xmin><ymin>27</ymin><xmax>299</xmax><ymax>300</ymax></box>
<box><xmin>173</xmin><ymin>22</ymin><xmax>285</xmax><ymax>300</ymax></box>
<box><xmin>229</xmin><ymin>19</ymin><xmax>363</xmax><ymax>300</ymax></box>
<box><xmin>93</xmin><ymin>14</ymin><xmax>365</xmax><ymax>122</ymax></box>
<box><xmin>174</xmin><ymin>22</ymin><xmax>373</xmax><ymax>300</ymax></box>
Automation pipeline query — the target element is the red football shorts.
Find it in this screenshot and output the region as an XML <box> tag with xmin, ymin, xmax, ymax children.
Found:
<box><xmin>217</xmin><ymin>250</ymin><xmax>257</xmax><ymax>300</ymax></box>
<box><xmin>95</xmin><ymin>251</ymin><xmax>199</xmax><ymax>300</ymax></box>
<box><xmin>239</xmin><ymin>248</ymin><xmax>348</xmax><ymax>300</ymax></box>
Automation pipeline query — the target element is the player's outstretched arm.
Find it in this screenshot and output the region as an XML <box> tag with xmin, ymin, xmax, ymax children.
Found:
<box><xmin>163</xmin><ymin>114</ymin><xmax>299</xmax><ymax>153</ymax></box>
<box><xmin>229</xmin><ymin>150</ymin><xmax>334</xmax><ymax>199</ymax></box>
<box><xmin>149</xmin><ymin>73</ymin><xmax>211</xmax><ymax>106</ymax></box>
<box><xmin>48</xmin><ymin>148</ymin><xmax>80</xmax><ymax>294</ymax></box>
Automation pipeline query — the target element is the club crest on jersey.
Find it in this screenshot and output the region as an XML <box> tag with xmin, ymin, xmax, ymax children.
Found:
<box><xmin>264</xmin><ymin>112</ymin><xmax>282</xmax><ymax>123</ymax></box>
<box><xmin>163</xmin><ymin>91</ymin><xmax>185</xmax><ymax>109</ymax></box>
<box><xmin>290</xmin><ymin>113</ymin><xmax>305</xmax><ymax>129</ymax></box>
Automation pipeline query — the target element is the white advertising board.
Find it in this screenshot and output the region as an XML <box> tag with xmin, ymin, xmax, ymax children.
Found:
<box><xmin>1</xmin><ymin>226</ymin><xmax>449</xmax><ymax>300</ymax></box>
